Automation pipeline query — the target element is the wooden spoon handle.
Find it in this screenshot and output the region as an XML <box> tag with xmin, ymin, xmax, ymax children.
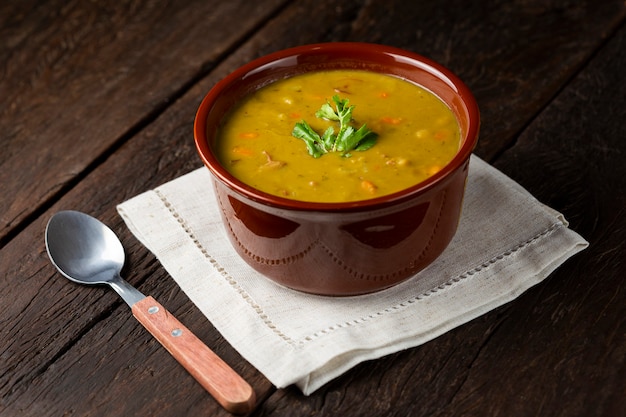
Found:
<box><xmin>132</xmin><ymin>296</ymin><xmax>255</xmax><ymax>414</ymax></box>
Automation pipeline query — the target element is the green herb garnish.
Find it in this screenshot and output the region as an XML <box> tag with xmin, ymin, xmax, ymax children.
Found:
<box><xmin>292</xmin><ymin>95</ymin><xmax>378</xmax><ymax>158</ymax></box>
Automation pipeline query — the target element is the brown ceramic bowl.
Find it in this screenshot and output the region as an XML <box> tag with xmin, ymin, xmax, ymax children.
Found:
<box><xmin>194</xmin><ymin>43</ymin><xmax>479</xmax><ymax>296</ymax></box>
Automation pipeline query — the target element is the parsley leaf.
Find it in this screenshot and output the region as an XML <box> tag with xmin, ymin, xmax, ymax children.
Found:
<box><xmin>292</xmin><ymin>121</ymin><xmax>324</xmax><ymax>158</ymax></box>
<box><xmin>292</xmin><ymin>95</ymin><xmax>377</xmax><ymax>157</ymax></box>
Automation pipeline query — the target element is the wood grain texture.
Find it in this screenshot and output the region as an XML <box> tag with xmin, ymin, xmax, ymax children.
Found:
<box><xmin>0</xmin><ymin>0</ymin><xmax>289</xmax><ymax>244</ymax></box>
<box><xmin>0</xmin><ymin>0</ymin><xmax>624</xmax><ymax>416</ymax></box>
<box><xmin>483</xmin><ymin>22</ymin><xmax>626</xmax><ymax>417</ymax></box>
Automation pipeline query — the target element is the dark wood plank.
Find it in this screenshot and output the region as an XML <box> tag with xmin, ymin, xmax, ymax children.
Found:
<box><xmin>480</xmin><ymin>22</ymin><xmax>626</xmax><ymax>417</ymax></box>
<box><xmin>0</xmin><ymin>0</ymin><xmax>289</xmax><ymax>244</ymax></box>
<box><xmin>1</xmin><ymin>0</ymin><xmax>624</xmax><ymax>416</ymax></box>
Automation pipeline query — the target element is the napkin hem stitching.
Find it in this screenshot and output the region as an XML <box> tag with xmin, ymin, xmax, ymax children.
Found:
<box><xmin>298</xmin><ymin>221</ymin><xmax>564</xmax><ymax>343</ymax></box>
<box><xmin>154</xmin><ymin>189</ymin><xmax>297</xmax><ymax>346</ymax></box>
<box><xmin>156</xmin><ymin>188</ymin><xmax>563</xmax><ymax>347</ymax></box>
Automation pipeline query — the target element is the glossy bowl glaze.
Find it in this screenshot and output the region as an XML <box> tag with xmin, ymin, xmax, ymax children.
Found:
<box><xmin>194</xmin><ymin>43</ymin><xmax>479</xmax><ymax>295</ymax></box>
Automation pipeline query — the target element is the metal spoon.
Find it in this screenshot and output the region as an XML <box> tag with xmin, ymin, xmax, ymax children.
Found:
<box><xmin>45</xmin><ymin>210</ymin><xmax>255</xmax><ymax>414</ymax></box>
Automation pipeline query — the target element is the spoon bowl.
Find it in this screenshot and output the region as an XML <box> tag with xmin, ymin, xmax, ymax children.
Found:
<box><xmin>46</xmin><ymin>210</ymin><xmax>144</xmax><ymax>306</ymax></box>
<box><xmin>46</xmin><ymin>210</ymin><xmax>125</xmax><ymax>284</ymax></box>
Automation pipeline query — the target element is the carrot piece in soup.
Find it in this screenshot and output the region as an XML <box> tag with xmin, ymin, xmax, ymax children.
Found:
<box><xmin>232</xmin><ymin>146</ymin><xmax>253</xmax><ymax>156</ymax></box>
<box><xmin>238</xmin><ymin>132</ymin><xmax>259</xmax><ymax>139</ymax></box>
<box><xmin>361</xmin><ymin>179</ymin><xmax>378</xmax><ymax>194</ymax></box>
<box><xmin>433</xmin><ymin>130</ymin><xmax>450</xmax><ymax>140</ymax></box>
<box><xmin>381</xmin><ymin>116</ymin><xmax>403</xmax><ymax>125</ymax></box>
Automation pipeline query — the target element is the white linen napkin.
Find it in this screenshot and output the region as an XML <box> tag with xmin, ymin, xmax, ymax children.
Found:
<box><xmin>117</xmin><ymin>155</ymin><xmax>588</xmax><ymax>395</ymax></box>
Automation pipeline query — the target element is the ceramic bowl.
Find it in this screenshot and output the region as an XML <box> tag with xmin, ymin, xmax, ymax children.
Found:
<box><xmin>194</xmin><ymin>42</ymin><xmax>479</xmax><ymax>295</ymax></box>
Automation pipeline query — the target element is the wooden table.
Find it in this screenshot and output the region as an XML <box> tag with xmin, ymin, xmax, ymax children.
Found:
<box><xmin>2</xmin><ymin>1</ymin><xmax>625</xmax><ymax>415</ymax></box>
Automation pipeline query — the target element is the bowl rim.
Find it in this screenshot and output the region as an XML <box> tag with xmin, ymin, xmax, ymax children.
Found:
<box><xmin>194</xmin><ymin>42</ymin><xmax>480</xmax><ymax>212</ymax></box>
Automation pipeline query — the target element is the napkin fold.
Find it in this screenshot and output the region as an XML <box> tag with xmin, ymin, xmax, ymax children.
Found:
<box><xmin>117</xmin><ymin>155</ymin><xmax>587</xmax><ymax>394</ymax></box>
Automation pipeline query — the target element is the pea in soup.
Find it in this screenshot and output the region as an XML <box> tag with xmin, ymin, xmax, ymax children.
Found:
<box><xmin>216</xmin><ymin>70</ymin><xmax>461</xmax><ymax>203</ymax></box>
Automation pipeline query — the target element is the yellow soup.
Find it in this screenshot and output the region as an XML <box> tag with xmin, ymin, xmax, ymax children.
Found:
<box><xmin>216</xmin><ymin>70</ymin><xmax>461</xmax><ymax>202</ymax></box>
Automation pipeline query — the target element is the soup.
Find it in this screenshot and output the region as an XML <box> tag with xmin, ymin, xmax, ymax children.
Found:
<box><xmin>216</xmin><ymin>70</ymin><xmax>461</xmax><ymax>202</ymax></box>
